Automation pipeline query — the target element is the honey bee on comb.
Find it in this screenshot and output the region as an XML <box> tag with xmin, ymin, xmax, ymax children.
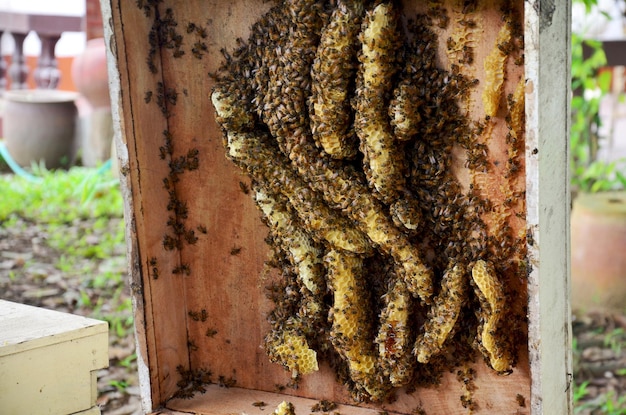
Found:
<box><xmin>482</xmin><ymin>22</ymin><xmax>511</xmax><ymax>118</ymax></box>
<box><xmin>353</xmin><ymin>2</ymin><xmax>404</xmax><ymax>204</ymax></box>
<box><xmin>209</xmin><ymin>0</ymin><xmax>526</xmax><ymax>403</ymax></box>
<box><xmin>414</xmin><ymin>263</ymin><xmax>468</xmax><ymax>364</ymax></box>
<box><xmin>375</xmin><ymin>277</ymin><xmax>415</xmax><ymax>387</ymax></box>
<box><xmin>471</xmin><ymin>260</ymin><xmax>513</xmax><ymax>373</ymax></box>
<box><xmin>309</xmin><ymin>0</ymin><xmax>364</xmax><ymax>159</ymax></box>
<box><xmin>325</xmin><ymin>249</ymin><xmax>389</xmax><ymax>401</ymax></box>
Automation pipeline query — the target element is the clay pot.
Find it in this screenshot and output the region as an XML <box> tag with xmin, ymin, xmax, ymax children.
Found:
<box><xmin>72</xmin><ymin>37</ymin><xmax>113</xmax><ymax>167</ymax></box>
<box><xmin>3</xmin><ymin>90</ymin><xmax>79</xmax><ymax>169</ymax></box>
<box><xmin>71</xmin><ymin>37</ymin><xmax>111</xmax><ymax>109</ymax></box>
<box><xmin>571</xmin><ymin>191</ymin><xmax>626</xmax><ymax>311</ymax></box>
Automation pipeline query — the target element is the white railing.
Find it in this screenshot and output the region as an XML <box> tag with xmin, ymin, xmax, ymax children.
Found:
<box><xmin>0</xmin><ymin>12</ymin><xmax>83</xmax><ymax>90</ymax></box>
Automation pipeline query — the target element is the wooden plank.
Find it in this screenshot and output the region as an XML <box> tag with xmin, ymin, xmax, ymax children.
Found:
<box><xmin>103</xmin><ymin>0</ymin><xmax>571</xmax><ymax>413</ymax></box>
<box><xmin>104</xmin><ymin>0</ymin><xmax>192</xmax><ymax>407</ymax></box>
<box><xmin>524</xmin><ymin>1</ymin><xmax>573</xmax><ymax>414</ymax></box>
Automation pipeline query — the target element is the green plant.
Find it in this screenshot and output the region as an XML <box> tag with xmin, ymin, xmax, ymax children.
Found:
<box><xmin>0</xmin><ymin>166</ymin><xmax>131</xmax><ymax>328</ymax></box>
<box><xmin>603</xmin><ymin>327</ymin><xmax>626</xmax><ymax>354</ymax></box>
<box><xmin>570</xmin><ymin>0</ymin><xmax>626</xmax><ymax>193</ymax></box>
<box><xmin>574</xmin><ymin>380</ymin><xmax>590</xmax><ymax>405</ymax></box>
<box><xmin>108</xmin><ymin>379</ymin><xmax>129</xmax><ymax>393</ymax></box>
<box><xmin>0</xmin><ymin>166</ymin><xmax>122</xmax><ymax>223</ymax></box>
<box><xmin>119</xmin><ymin>352</ymin><xmax>138</xmax><ymax>369</ymax></box>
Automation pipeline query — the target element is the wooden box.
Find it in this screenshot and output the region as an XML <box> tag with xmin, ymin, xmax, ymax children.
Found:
<box><xmin>102</xmin><ymin>0</ymin><xmax>572</xmax><ymax>414</ymax></box>
<box><xmin>0</xmin><ymin>300</ymin><xmax>109</xmax><ymax>415</ymax></box>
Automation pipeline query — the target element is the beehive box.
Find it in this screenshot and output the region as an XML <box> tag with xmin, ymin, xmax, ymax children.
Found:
<box><xmin>0</xmin><ymin>300</ymin><xmax>109</xmax><ymax>415</ymax></box>
<box><xmin>102</xmin><ymin>0</ymin><xmax>572</xmax><ymax>414</ymax></box>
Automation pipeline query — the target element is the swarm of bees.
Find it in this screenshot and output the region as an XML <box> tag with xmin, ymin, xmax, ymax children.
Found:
<box><xmin>212</xmin><ymin>0</ymin><xmax>525</xmax><ymax>403</ymax></box>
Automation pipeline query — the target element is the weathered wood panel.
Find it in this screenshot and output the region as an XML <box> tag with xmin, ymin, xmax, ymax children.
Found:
<box><xmin>102</xmin><ymin>0</ymin><xmax>571</xmax><ymax>413</ymax></box>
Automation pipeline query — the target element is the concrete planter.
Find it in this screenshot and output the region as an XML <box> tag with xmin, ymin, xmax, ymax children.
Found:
<box><xmin>3</xmin><ymin>89</ymin><xmax>78</xmax><ymax>169</ymax></box>
<box><xmin>571</xmin><ymin>191</ymin><xmax>626</xmax><ymax>311</ymax></box>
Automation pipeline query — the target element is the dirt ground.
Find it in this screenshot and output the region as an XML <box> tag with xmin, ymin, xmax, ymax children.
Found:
<box><xmin>0</xmin><ymin>217</ymin><xmax>142</xmax><ymax>415</ymax></box>
<box><xmin>1</xmin><ymin>216</ymin><xmax>625</xmax><ymax>414</ymax></box>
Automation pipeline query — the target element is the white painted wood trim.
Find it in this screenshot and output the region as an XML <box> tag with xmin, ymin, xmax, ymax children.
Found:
<box><xmin>525</xmin><ymin>1</ymin><xmax>573</xmax><ymax>414</ymax></box>
<box><xmin>100</xmin><ymin>0</ymin><xmax>154</xmax><ymax>413</ymax></box>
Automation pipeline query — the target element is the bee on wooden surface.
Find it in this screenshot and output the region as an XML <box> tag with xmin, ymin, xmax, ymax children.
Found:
<box><xmin>173</xmin><ymin>263</ymin><xmax>191</xmax><ymax>276</ymax></box>
<box><xmin>162</xmin><ymin>234</ymin><xmax>179</xmax><ymax>251</ymax></box>
<box><xmin>149</xmin><ymin>257</ymin><xmax>159</xmax><ymax>280</ymax></box>
<box><xmin>135</xmin><ymin>0</ymin><xmax>151</xmax><ymax>17</ymax></box>
<box><xmin>238</xmin><ymin>181</ymin><xmax>250</xmax><ymax>194</ymax></box>
<box><xmin>188</xmin><ymin>309</ymin><xmax>208</xmax><ymax>322</ymax></box>
<box><xmin>218</xmin><ymin>375</ymin><xmax>236</xmax><ymax>388</ymax></box>
<box><xmin>311</xmin><ymin>399</ymin><xmax>337</xmax><ymax>412</ymax></box>
<box><xmin>192</xmin><ymin>41</ymin><xmax>208</xmax><ymax>59</ymax></box>
<box><xmin>146</xmin><ymin>56</ymin><xmax>157</xmax><ymax>74</ymax></box>
<box><xmin>119</xmin><ymin>164</ymin><xmax>130</xmax><ymax>177</ymax></box>
<box><xmin>184</xmin><ymin>229</ymin><xmax>198</xmax><ymax>245</ymax></box>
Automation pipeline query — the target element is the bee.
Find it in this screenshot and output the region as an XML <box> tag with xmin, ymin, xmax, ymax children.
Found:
<box><xmin>188</xmin><ymin>309</ymin><xmax>208</xmax><ymax>322</ymax></box>
<box><xmin>184</xmin><ymin>230</ymin><xmax>198</xmax><ymax>245</ymax></box>
<box><xmin>187</xmin><ymin>340</ymin><xmax>199</xmax><ymax>352</ymax></box>
<box><xmin>173</xmin><ymin>263</ymin><xmax>191</xmax><ymax>276</ymax></box>
<box><xmin>192</xmin><ymin>41</ymin><xmax>208</xmax><ymax>59</ymax></box>
<box><xmin>238</xmin><ymin>181</ymin><xmax>250</xmax><ymax>194</ymax></box>
<box><xmin>196</xmin><ymin>26</ymin><xmax>208</xmax><ymax>39</ymax></box>
<box><xmin>162</xmin><ymin>234</ymin><xmax>178</xmax><ymax>251</ymax></box>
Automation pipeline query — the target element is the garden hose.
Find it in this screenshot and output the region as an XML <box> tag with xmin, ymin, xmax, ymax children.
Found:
<box><xmin>0</xmin><ymin>141</ymin><xmax>43</xmax><ymax>183</ymax></box>
<box><xmin>0</xmin><ymin>140</ymin><xmax>112</xmax><ymax>183</ymax></box>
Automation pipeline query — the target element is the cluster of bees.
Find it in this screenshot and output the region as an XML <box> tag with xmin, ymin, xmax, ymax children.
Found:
<box><xmin>212</xmin><ymin>0</ymin><xmax>525</xmax><ymax>404</ymax></box>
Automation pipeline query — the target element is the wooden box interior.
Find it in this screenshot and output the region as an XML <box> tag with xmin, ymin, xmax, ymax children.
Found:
<box><xmin>103</xmin><ymin>0</ymin><xmax>572</xmax><ymax>414</ymax></box>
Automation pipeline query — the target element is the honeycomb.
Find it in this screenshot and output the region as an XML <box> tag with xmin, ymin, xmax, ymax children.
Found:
<box><xmin>471</xmin><ymin>260</ymin><xmax>513</xmax><ymax>373</ymax></box>
<box><xmin>211</xmin><ymin>0</ymin><xmax>525</xmax><ymax>404</ymax></box>
<box><xmin>273</xmin><ymin>401</ymin><xmax>296</xmax><ymax>415</ymax></box>
<box><xmin>310</xmin><ymin>0</ymin><xmax>364</xmax><ymax>159</ymax></box>
<box><xmin>266</xmin><ymin>329</ymin><xmax>319</xmax><ymax>377</ymax></box>
<box><xmin>481</xmin><ymin>23</ymin><xmax>511</xmax><ymax>118</ymax></box>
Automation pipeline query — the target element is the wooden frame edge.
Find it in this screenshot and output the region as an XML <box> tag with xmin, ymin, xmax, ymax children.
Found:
<box><xmin>101</xmin><ymin>0</ymin><xmax>154</xmax><ymax>412</ymax></box>
<box><xmin>525</xmin><ymin>1</ymin><xmax>573</xmax><ymax>414</ymax></box>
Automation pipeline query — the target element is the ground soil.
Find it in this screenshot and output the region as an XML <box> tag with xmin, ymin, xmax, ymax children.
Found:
<box><xmin>1</xmin><ymin>216</ymin><xmax>625</xmax><ymax>414</ymax></box>
<box><xmin>0</xmin><ymin>217</ymin><xmax>142</xmax><ymax>415</ymax></box>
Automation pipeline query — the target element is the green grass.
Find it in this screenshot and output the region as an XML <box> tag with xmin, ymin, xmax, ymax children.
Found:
<box><xmin>0</xmin><ymin>165</ymin><xmax>122</xmax><ymax>223</ymax></box>
<box><xmin>0</xmin><ymin>166</ymin><xmax>131</xmax><ymax>337</ymax></box>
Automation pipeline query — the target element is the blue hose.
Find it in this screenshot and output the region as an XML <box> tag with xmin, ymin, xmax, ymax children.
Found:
<box><xmin>0</xmin><ymin>141</ymin><xmax>112</xmax><ymax>183</ymax></box>
<box><xmin>0</xmin><ymin>141</ymin><xmax>44</xmax><ymax>183</ymax></box>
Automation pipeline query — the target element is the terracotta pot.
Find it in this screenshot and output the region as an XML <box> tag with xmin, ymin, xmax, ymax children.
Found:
<box><xmin>71</xmin><ymin>38</ymin><xmax>110</xmax><ymax>109</ymax></box>
<box><xmin>571</xmin><ymin>191</ymin><xmax>626</xmax><ymax>311</ymax></box>
<box><xmin>3</xmin><ymin>90</ymin><xmax>79</xmax><ymax>169</ymax></box>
